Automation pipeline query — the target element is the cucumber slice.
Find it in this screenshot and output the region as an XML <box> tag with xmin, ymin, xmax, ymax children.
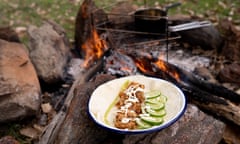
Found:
<box><xmin>136</xmin><ymin>118</ymin><xmax>152</xmax><ymax>129</ymax></box>
<box><xmin>146</xmin><ymin>95</ymin><xmax>167</xmax><ymax>104</ymax></box>
<box><xmin>145</xmin><ymin>97</ymin><xmax>160</xmax><ymax>104</ymax></box>
<box><xmin>146</xmin><ymin>102</ymin><xmax>165</xmax><ymax>110</ymax></box>
<box><xmin>157</xmin><ymin>95</ymin><xmax>167</xmax><ymax>103</ymax></box>
<box><xmin>140</xmin><ymin>115</ymin><xmax>163</xmax><ymax>125</ymax></box>
<box><xmin>146</xmin><ymin>108</ymin><xmax>166</xmax><ymax>117</ymax></box>
<box><xmin>145</xmin><ymin>90</ymin><xmax>161</xmax><ymax>99</ymax></box>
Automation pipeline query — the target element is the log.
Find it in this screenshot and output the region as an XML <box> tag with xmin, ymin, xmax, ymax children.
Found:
<box><xmin>53</xmin><ymin>74</ymin><xmax>116</xmax><ymax>144</ymax></box>
<box><xmin>75</xmin><ymin>0</ymin><xmax>95</xmax><ymax>56</ymax></box>
<box><xmin>39</xmin><ymin>60</ymin><xmax>103</xmax><ymax>144</ymax></box>
<box><xmin>40</xmin><ymin>74</ymin><xmax>225</xmax><ymax>144</ymax></box>
<box><xmin>121</xmin><ymin>49</ymin><xmax>240</xmax><ymax>126</ymax></box>
<box><xmin>74</xmin><ymin>0</ymin><xmax>108</xmax><ymax>58</ymax></box>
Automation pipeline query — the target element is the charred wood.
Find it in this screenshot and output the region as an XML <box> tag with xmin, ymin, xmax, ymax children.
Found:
<box><xmin>75</xmin><ymin>0</ymin><xmax>108</xmax><ymax>57</ymax></box>
<box><xmin>122</xmin><ymin>49</ymin><xmax>240</xmax><ymax>125</ymax></box>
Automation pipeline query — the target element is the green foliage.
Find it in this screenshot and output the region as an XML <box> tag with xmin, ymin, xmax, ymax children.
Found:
<box><xmin>0</xmin><ymin>0</ymin><xmax>81</xmax><ymax>41</ymax></box>
<box><xmin>0</xmin><ymin>123</ymin><xmax>28</xmax><ymax>144</ymax></box>
<box><xmin>0</xmin><ymin>0</ymin><xmax>239</xmax><ymax>43</ymax></box>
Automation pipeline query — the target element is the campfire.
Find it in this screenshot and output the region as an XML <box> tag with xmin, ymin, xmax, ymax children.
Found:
<box><xmin>37</xmin><ymin>0</ymin><xmax>240</xmax><ymax>143</ymax></box>
<box><xmin>1</xmin><ymin>0</ymin><xmax>240</xmax><ymax>143</ymax></box>
<box><xmin>81</xmin><ymin>27</ymin><xmax>108</xmax><ymax>67</ymax></box>
<box><xmin>36</xmin><ymin>1</ymin><xmax>240</xmax><ymax>143</ymax></box>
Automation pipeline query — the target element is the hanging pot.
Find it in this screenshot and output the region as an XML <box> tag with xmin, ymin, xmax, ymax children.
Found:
<box><xmin>134</xmin><ymin>2</ymin><xmax>181</xmax><ymax>33</ymax></box>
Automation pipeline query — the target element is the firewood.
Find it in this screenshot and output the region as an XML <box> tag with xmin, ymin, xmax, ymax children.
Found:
<box><xmin>39</xmin><ymin>60</ymin><xmax>103</xmax><ymax>144</ymax></box>
<box><xmin>54</xmin><ymin>74</ymin><xmax>115</xmax><ymax>144</ymax></box>
<box><xmin>122</xmin><ymin>49</ymin><xmax>240</xmax><ymax>126</ymax></box>
<box><xmin>74</xmin><ymin>0</ymin><xmax>107</xmax><ymax>58</ymax></box>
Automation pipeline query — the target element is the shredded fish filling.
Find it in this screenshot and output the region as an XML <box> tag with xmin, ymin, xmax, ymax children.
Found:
<box><xmin>114</xmin><ymin>82</ymin><xmax>145</xmax><ymax>129</ymax></box>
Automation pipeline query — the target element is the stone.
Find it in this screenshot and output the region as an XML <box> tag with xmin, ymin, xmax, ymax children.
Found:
<box><xmin>27</xmin><ymin>20</ymin><xmax>72</xmax><ymax>84</ymax></box>
<box><xmin>0</xmin><ymin>39</ymin><xmax>41</xmax><ymax>122</ymax></box>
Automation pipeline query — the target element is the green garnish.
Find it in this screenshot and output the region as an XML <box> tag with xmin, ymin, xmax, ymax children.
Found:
<box><xmin>145</xmin><ymin>90</ymin><xmax>161</xmax><ymax>99</ymax></box>
<box><xmin>140</xmin><ymin>115</ymin><xmax>164</xmax><ymax>125</ymax></box>
<box><xmin>138</xmin><ymin>90</ymin><xmax>167</xmax><ymax>128</ymax></box>
<box><xmin>104</xmin><ymin>80</ymin><xmax>130</xmax><ymax>125</ymax></box>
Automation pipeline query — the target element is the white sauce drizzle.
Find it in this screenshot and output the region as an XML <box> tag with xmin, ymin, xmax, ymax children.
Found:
<box><xmin>121</xmin><ymin>118</ymin><xmax>131</xmax><ymax>123</ymax></box>
<box><xmin>119</xmin><ymin>84</ymin><xmax>144</xmax><ymax>123</ymax></box>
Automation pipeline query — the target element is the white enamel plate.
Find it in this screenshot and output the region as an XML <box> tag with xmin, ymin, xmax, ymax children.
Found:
<box><xmin>88</xmin><ymin>75</ymin><xmax>187</xmax><ymax>134</ymax></box>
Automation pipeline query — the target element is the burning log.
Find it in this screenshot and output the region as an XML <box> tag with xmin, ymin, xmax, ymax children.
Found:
<box><xmin>104</xmin><ymin>51</ymin><xmax>137</xmax><ymax>76</ymax></box>
<box><xmin>121</xmin><ymin>49</ymin><xmax>240</xmax><ymax>126</ymax></box>
<box><xmin>75</xmin><ymin>0</ymin><xmax>109</xmax><ymax>67</ymax></box>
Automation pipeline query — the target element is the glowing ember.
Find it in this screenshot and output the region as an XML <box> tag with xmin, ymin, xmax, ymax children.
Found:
<box><xmin>135</xmin><ymin>62</ymin><xmax>148</xmax><ymax>73</ymax></box>
<box><xmin>81</xmin><ymin>28</ymin><xmax>108</xmax><ymax>67</ymax></box>
<box><xmin>154</xmin><ymin>58</ymin><xmax>180</xmax><ymax>81</ymax></box>
<box><xmin>134</xmin><ymin>58</ymin><xmax>153</xmax><ymax>74</ymax></box>
<box><xmin>132</xmin><ymin>52</ymin><xmax>180</xmax><ymax>82</ymax></box>
<box><xmin>120</xmin><ymin>67</ymin><xmax>133</xmax><ymax>73</ymax></box>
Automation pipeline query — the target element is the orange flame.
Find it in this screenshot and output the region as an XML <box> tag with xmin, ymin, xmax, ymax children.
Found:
<box><xmin>154</xmin><ymin>57</ymin><xmax>180</xmax><ymax>81</ymax></box>
<box><xmin>81</xmin><ymin>28</ymin><xmax>107</xmax><ymax>67</ymax></box>
<box><xmin>135</xmin><ymin>61</ymin><xmax>148</xmax><ymax>73</ymax></box>
<box><xmin>133</xmin><ymin>53</ymin><xmax>180</xmax><ymax>82</ymax></box>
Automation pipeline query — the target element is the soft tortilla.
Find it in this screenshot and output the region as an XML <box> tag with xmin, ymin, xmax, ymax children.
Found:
<box><xmin>89</xmin><ymin>75</ymin><xmax>186</xmax><ymax>131</ymax></box>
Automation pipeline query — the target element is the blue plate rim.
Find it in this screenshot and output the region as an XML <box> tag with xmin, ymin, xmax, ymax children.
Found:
<box><xmin>88</xmin><ymin>75</ymin><xmax>187</xmax><ymax>134</ymax></box>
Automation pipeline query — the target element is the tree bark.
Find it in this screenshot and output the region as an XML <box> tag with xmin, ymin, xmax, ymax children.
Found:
<box><xmin>39</xmin><ymin>60</ymin><xmax>103</xmax><ymax>144</ymax></box>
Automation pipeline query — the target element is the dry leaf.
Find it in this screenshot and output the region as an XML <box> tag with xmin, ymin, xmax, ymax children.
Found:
<box><xmin>41</xmin><ymin>103</ymin><xmax>53</xmax><ymax>113</ymax></box>
<box><xmin>20</xmin><ymin>127</ymin><xmax>40</xmax><ymax>139</ymax></box>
